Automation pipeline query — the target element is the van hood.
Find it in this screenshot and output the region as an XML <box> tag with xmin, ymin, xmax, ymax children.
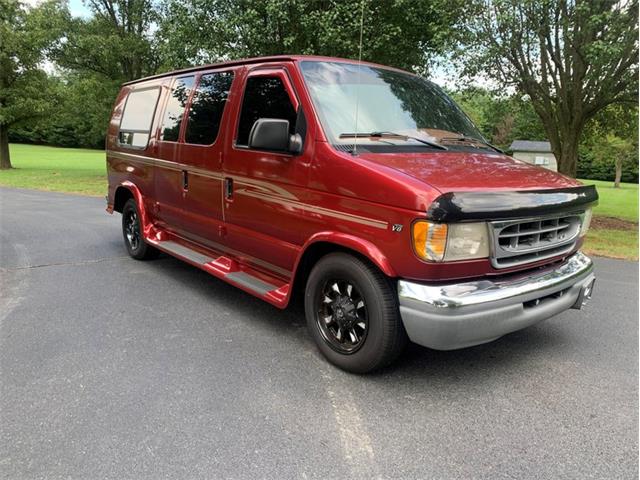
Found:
<box><xmin>357</xmin><ymin>150</ymin><xmax>581</xmax><ymax>193</ymax></box>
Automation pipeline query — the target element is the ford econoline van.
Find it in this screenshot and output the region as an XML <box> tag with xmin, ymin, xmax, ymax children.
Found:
<box><xmin>106</xmin><ymin>55</ymin><xmax>597</xmax><ymax>372</ymax></box>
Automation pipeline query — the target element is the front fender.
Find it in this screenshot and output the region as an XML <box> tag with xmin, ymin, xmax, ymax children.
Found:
<box><xmin>299</xmin><ymin>231</ymin><xmax>397</xmax><ymax>278</ymax></box>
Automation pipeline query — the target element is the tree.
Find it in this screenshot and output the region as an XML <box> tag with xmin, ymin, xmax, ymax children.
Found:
<box><xmin>0</xmin><ymin>0</ymin><xmax>65</xmax><ymax>169</ymax></box>
<box><xmin>54</xmin><ymin>0</ymin><xmax>160</xmax><ymax>83</ymax></box>
<box><xmin>158</xmin><ymin>0</ymin><xmax>467</xmax><ymax>74</ymax></box>
<box><xmin>10</xmin><ymin>73</ymin><xmax>120</xmax><ymax>149</ymax></box>
<box><xmin>38</xmin><ymin>0</ymin><xmax>162</xmax><ymax>149</ymax></box>
<box><xmin>461</xmin><ymin>0</ymin><xmax>638</xmax><ymax>176</ymax></box>
<box><xmin>579</xmin><ymin>103</ymin><xmax>638</xmax><ymax>187</ymax></box>
<box><xmin>451</xmin><ymin>87</ymin><xmax>547</xmax><ymax>149</ymax></box>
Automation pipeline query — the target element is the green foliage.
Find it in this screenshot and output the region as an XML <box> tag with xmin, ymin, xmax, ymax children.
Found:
<box><xmin>157</xmin><ymin>0</ymin><xmax>467</xmax><ymax>74</ymax></box>
<box><xmin>53</xmin><ymin>0</ymin><xmax>160</xmax><ymax>82</ymax></box>
<box><xmin>577</xmin><ymin>104</ymin><xmax>639</xmax><ymax>183</ymax></box>
<box><xmin>451</xmin><ymin>88</ymin><xmax>547</xmax><ymax>148</ymax></box>
<box><xmin>460</xmin><ymin>0</ymin><xmax>639</xmax><ymax>176</ymax></box>
<box><xmin>0</xmin><ymin>0</ymin><xmax>66</xmax><ymax>127</ymax></box>
<box><xmin>577</xmin><ymin>141</ymin><xmax>639</xmax><ymax>184</ymax></box>
<box><xmin>0</xmin><ymin>0</ymin><xmax>68</xmax><ymax>167</ymax></box>
<box><xmin>10</xmin><ymin>74</ymin><xmax>119</xmax><ymax>148</ymax></box>
<box><xmin>9</xmin><ymin>0</ymin><xmax>160</xmax><ymax>150</ymax></box>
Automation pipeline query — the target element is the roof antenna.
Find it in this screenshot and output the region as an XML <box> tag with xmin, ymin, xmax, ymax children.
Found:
<box><xmin>352</xmin><ymin>0</ymin><xmax>365</xmax><ymax>156</ymax></box>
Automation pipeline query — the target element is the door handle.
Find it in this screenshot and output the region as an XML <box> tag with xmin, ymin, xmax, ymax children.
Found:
<box><xmin>182</xmin><ymin>170</ymin><xmax>188</xmax><ymax>191</ymax></box>
<box><xmin>224</xmin><ymin>177</ymin><xmax>233</xmax><ymax>199</ymax></box>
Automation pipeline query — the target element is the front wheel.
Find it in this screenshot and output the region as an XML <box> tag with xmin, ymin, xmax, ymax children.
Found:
<box><xmin>122</xmin><ymin>199</ymin><xmax>159</xmax><ymax>260</ymax></box>
<box><xmin>304</xmin><ymin>253</ymin><xmax>407</xmax><ymax>373</ymax></box>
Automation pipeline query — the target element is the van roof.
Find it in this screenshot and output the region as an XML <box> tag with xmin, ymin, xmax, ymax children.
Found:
<box><xmin>123</xmin><ymin>55</ymin><xmax>409</xmax><ymax>86</ymax></box>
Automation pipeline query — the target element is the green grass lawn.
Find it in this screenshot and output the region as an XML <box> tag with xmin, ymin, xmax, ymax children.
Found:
<box><xmin>583</xmin><ymin>227</ymin><xmax>638</xmax><ymax>261</ymax></box>
<box><xmin>578</xmin><ymin>179</ymin><xmax>638</xmax><ymax>260</ymax></box>
<box><xmin>1</xmin><ymin>143</ymin><xmax>637</xmax><ymax>260</ymax></box>
<box><xmin>578</xmin><ymin>178</ymin><xmax>638</xmax><ymax>222</ymax></box>
<box><xmin>0</xmin><ymin>143</ymin><xmax>106</xmax><ymax>196</ymax></box>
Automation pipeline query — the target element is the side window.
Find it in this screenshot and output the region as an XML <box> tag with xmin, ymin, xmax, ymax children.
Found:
<box><xmin>185</xmin><ymin>72</ymin><xmax>234</xmax><ymax>145</ymax></box>
<box><xmin>118</xmin><ymin>88</ymin><xmax>160</xmax><ymax>148</ymax></box>
<box><xmin>236</xmin><ymin>76</ymin><xmax>297</xmax><ymax>146</ymax></box>
<box><xmin>160</xmin><ymin>75</ymin><xmax>195</xmax><ymax>142</ymax></box>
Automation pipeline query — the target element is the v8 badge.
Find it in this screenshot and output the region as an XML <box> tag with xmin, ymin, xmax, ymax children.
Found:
<box><xmin>392</xmin><ymin>224</ymin><xmax>403</xmax><ymax>232</ymax></box>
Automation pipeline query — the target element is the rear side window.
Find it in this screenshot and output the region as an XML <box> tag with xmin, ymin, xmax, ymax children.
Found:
<box><xmin>119</xmin><ymin>88</ymin><xmax>160</xmax><ymax>148</ymax></box>
<box><xmin>236</xmin><ymin>76</ymin><xmax>296</xmax><ymax>146</ymax></box>
<box><xmin>160</xmin><ymin>76</ymin><xmax>195</xmax><ymax>142</ymax></box>
<box><xmin>185</xmin><ymin>72</ymin><xmax>234</xmax><ymax>145</ymax></box>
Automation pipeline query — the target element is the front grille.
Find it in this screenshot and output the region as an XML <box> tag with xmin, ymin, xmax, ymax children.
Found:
<box><xmin>489</xmin><ymin>213</ymin><xmax>583</xmax><ymax>268</ymax></box>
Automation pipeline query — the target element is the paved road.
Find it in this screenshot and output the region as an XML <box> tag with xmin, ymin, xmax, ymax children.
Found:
<box><xmin>1</xmin><ymin>187</ymin><xmax>637</xmax><ymax>479</ymax></box>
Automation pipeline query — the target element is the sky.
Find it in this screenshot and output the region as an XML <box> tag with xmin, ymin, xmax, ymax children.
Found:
<box><xmin>67</xmin><ymin>0</ymin><xmax>90</xmax><ymax>17</ymax></box>
<box><xmin>24</xmin><ymin>0</ymin><xmax>90</xmax><ymax>17</ymax></box>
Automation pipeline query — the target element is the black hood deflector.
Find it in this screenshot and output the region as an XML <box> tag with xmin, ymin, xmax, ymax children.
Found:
<box><xmin>427</xmin><ymin>185</ymin><xmax>599</xmax><ymax>222</ymax></box>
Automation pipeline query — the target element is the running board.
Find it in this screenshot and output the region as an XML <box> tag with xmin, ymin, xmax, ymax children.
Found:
<box><xmin>160</xmin><ymin>240</ymin><xmax>215</xmax><ymax>264</ymax></box>
<box><xmin>149</xmin><ymin>236</ymin><xmax>290</xmax><ymax>308</ymax></box>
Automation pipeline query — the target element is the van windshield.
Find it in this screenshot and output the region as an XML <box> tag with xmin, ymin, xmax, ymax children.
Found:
<box><xmin>300</xmin><ymin>61</ymin><xmax>486</xmax><ymax>152</ymax></box>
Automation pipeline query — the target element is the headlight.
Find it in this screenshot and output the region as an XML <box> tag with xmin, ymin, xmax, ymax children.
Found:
<box><xmin>579</xmin><ymin>208</ymin><xmax>592</xmax><ymax>237</ymax></box>
<box><xmin>412</xmin><ymin>221</ymin><xmax>490</xmax><ymax>262</ymax></box>
<box><xmin>445</xmin><ymin>223</ymin><xmax>491</xmax><ymax>261</ymax></box>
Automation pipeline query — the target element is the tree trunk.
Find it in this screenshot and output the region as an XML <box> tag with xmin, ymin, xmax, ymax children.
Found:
<box><xmin>0</xmin><ymin>123</ymin><xmax>11</xmax><ymax>170</ymax></box>
<box><xmin>555</xmin><ymin>128</ymin><xmax>580</xmax><ymax>177</ymax></box>
<box><xmin>614</xmin><ymin>157</ymin><xmax>622</xmax><ymax>188</ymax></box>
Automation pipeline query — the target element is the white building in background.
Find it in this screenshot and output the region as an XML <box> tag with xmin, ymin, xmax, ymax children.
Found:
<box><xmin>509</xmin><ymin>140</ymin><xmax>558</xmax><ymax>172</ymax></box>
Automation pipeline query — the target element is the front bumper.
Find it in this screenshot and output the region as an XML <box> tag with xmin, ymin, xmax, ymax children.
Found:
<box><xmin>398</xmin><ymin>251</ymin><xmax>595</xmax><ymax>350</ymax></box>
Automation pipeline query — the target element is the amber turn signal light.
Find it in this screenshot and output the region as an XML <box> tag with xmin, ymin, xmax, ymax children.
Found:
<box><xmin>412</xmin><ymin>221</ymin><xmax>448</xmax><ymax>262</ymax></box>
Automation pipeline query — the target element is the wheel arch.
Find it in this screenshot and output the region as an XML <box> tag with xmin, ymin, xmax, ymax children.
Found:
<box><xmin>290</xmin><ymin>232</ymin><xmax>397</xmax><ymax>304</ymax></box>
<box><xmin>113</xmin><ymin>181</ymin><xmax>154</xmax><ymax>236</ymax></box>
<box><xmin>113</xmin><ymin>185</ymin><xmax>134</xmax><ymax>213</ymax></box>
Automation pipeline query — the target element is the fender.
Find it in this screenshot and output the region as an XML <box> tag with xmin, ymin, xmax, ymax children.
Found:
<box><xmin>114</xmin><ymin>181</ymin><xmax>158</xmax><ymax>241</ymax></box>
<box><xmin>296</xmin><ymin>231</ymin><xmax>397</xmax><ymax>278</ymax></box>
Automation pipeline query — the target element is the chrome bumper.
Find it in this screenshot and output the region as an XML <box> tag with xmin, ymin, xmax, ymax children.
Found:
<box><xmin>398</xmin><ymin>251</ymin><xmax>595</xmax><ymax>350</ymax></box>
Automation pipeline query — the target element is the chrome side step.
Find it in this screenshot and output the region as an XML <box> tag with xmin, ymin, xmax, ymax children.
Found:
<box><xmin>160</xmin><ymin>240</ymin><xmax>214</xmax><ymax>265</ymax></box>
<box><xmin>152</xmin><ymin>237</ymin><xmax>288</xmax><ymax>307</ymax></box>
<box><xmin>226</xmin><ymin>271</ymin><xmax>277</xmax><ymax>295</ymax></box>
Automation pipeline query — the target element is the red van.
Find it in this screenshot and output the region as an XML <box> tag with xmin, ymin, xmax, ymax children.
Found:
<box><xmin>106</xmin><ymin>55</ymin><xmax>597</xmax><ymax>372</ymax></box>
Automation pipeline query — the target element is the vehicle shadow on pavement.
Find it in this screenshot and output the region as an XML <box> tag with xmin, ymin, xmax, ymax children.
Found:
<box><xmin>147</xmin><ymin>253</ymin><xmax>570</xmax><ymax>384</ymax></box>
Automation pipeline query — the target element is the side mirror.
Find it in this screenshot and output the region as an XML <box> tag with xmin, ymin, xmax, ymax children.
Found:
<box><xmin>248</xmin><ymin>118</ymin><xmax>302</xmax><ymax>154</ymax></box>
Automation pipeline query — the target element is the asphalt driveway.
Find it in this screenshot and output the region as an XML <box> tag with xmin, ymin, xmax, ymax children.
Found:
<box><xmin>1</xmin><ymin>187</ymin><xmax>638</xmax><ymax>479</ymax></box>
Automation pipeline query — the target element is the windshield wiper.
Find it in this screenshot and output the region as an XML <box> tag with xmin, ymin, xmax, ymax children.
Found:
<box><xmin>339</xmin><ymin>131</ymin><xmax>448</xmax><ymax>151</ymax></box>
<box><xmin>440</xmin><ymin>134</ymin><xmax>504</xmax><ymax>154</ymax></box>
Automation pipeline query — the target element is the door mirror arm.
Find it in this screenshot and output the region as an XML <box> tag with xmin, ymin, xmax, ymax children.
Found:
<box><xmin>288</xmin><ymin>133</ymin><xmax>303</xmax><ymax>154</ymax></box>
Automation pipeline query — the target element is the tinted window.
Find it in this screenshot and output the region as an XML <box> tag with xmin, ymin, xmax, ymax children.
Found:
<box><xmin>185</xmin><ymin>72</ymin><xmax>234</xmax><ymax>145</ymax></box>
<box><xmin>237</xmin><ymin>76</ymin><xmax>296</xmax><ymax>146</ymax></box>
<box><xmin>160</xmin><ymin>76</ymin><xmax>195</xmax><ymax>142</ymax></box>
<box><xmin>119</xmin><ymin>88</ymin><xmax>160</xmax><ymax>148</ymax></box>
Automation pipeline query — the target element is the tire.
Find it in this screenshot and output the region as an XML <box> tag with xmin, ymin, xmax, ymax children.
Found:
<box><xmin>122</xmin><ymin>198</ymin><xmax>159</xmax><ymax>260</ymax></box>
<box><xmin>304</xmin><ymin>252</ymin><xmax>407</xmax><ymax>373</ymax></box>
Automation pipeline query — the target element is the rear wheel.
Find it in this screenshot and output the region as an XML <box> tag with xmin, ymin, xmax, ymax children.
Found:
<box><xmin>122</xmin><ymin>199</ymin><xmax>159</xmax><ymax>260</ymax></box>
<box><xmin>304</xmin><ymin>252</ymin><xmax>407</xmax><ymax>373</ymax></box>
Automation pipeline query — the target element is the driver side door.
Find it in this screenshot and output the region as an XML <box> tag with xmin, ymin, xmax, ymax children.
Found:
<box><xmin>221</xmin><ymin>65</ymin><xmax>311</xmax><ymax>276</ymax></box>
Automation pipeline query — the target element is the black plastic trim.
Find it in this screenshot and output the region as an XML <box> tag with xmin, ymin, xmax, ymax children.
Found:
<box><xmin>426</xmin><ymin>185</ymin><xmax>599</xmax><ymax>222</ymax></box>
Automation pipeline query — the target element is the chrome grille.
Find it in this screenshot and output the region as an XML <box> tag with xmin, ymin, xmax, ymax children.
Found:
<box><xmin>489</xmin><ymin>213</ymin><xmax>583</xmax><ymax>268</ymax></box>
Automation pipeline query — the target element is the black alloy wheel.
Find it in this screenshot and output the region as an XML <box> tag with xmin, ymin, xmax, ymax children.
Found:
<box><xmin>305</xmin><ymin>252</ymin><xmax>408</xmax><ymax>373</ymax></box>
<box><xmin>316</xmin><ymin>278</ymin><xmax>368</xmax><ymax>354</ymax></box>
<box><xmin>121</xmin><ymin>198</ymin><xmax>159</xmax><ymax>260</ymax></box>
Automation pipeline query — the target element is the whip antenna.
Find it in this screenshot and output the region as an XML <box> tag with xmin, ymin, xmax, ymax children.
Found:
<box><xmin>352</xmin><ymin>0</ymin><xmax>365</xmax><ymax>156</ymax></box>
